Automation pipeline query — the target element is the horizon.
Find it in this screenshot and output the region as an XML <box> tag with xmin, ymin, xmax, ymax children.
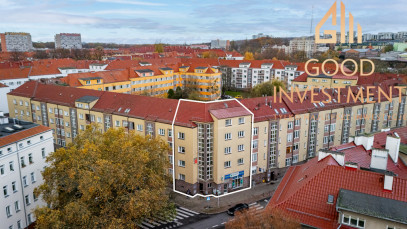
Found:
<box><xmin>0</xmin><ymin>0</ymin><xmax>406</xmax><ymax>44</ymax></box>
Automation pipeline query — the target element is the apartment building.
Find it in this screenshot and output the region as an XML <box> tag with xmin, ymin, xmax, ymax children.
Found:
<box><xmin>54</xmin><ymin>33</ymin><xmax>82</xmax><ymax>49</ymax></box>
<box><xmin>0</xmin><ymin>32</ymin><xmax>33</xmax><ymax>52</ymax></box>
<box><xmin>0</xmin><ymin>112</ymin><xmax>54</xmax><ymax>229</ymax></box>
<box><xmin>292</xmin><ymin>73</ymin><xmax>358</xmax><ymax>90</ymax></box>
<box><xmin>6</xmin><ymin>80</ymin><xmax>407</xmax><ymax>196</ymax></box>
<box><xmin>62</xmin><ymin>64</ymin><xmax>222</xmax><ymax>100</ymax></box>
<box><xmin>289</xmin><ymin>37</ymin><xmax>316</xmax><ymax>58</ymax></box>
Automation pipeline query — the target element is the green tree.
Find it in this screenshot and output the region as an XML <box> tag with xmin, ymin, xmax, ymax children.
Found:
<box><xmin>382</xmin><ymin>44</ymin><xmax>394</xmax><ymax>53</ymax></box>
<box><xmin>167</xmin><ymin>89</ymin><xmax>175</xmax><ymax>99</ymax></box>
<box><xmin>174</xmin><ymin>86</ymin><xmax>183</xmax><ymax>99</ymax></box>
<box><xmin>34</xmin><ymin>125</ymin><xmax>175</xmax><ymax>228</ymax></box>
<box><xmin>154</xmin><ymin>43</ymin><xmax>164</xmax><ymax>53</ymax></box>
<box><xmin>250</xmin><ymin>80</ymin><xmax>286</xmax><ymax>97</ymax></box>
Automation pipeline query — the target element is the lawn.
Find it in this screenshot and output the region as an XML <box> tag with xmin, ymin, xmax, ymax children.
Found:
<box><xmin>225</xmin><ymin>91</ymin><xmax>242</xmax><ymax>97</ymax></box>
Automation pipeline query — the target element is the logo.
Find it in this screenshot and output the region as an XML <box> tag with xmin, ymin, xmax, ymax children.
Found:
<box><xmin>315</xmin><ymin>1</ymin><xmax>362</xmax><ymax>44</ymax></box>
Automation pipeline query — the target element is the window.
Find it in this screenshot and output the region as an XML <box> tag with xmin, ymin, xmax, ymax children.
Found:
<box><xmin>285</xmin><ymin>158</ymin><xmax>292</xmax><ymax>166</ymax></box>
<box><xmin>14</xmin><ymin>201</ymin><xmax>20</xmax><ymax>212</ymax></box>
<box><xmin>41</xmin><ymin>148</ymin><xmax>46</xmax><ymax>158</ymax></box>
<box><xmin>12</xmin><ymin>182</ymin><xmax>17</xmax><ymax>192</ymax></box>
<box><xmin>6</xmin><ymin>205</ymin><xmax>11</xmax><ymax>217</ymax></box>
<box><xmin>287</xmin><ymin>133</ymin><xmax>293</xmax><ymax>142</ymax></box>
<box><xmin>17</xmin><ymin>221</ymin><xmax>21</xmax><ymax>229</ymax></box>
<box><xmin>342</xmin><ymin>214</ymin><xmax>365</xmax><ymax>228</ymax></box>
<box><xmin>168</xmin><ymin>129</ymin><xmax>172</xmax><ymax>137</ymax></box>
<box><xmin>225</xmin><ymin>133</ymin><xmax>232</xmax><ymax>140</ymax></box>
<box><xmin>3</xmin><ymin>185</ymin><xmax>8</xmax><ymax>197</ymax></box>
<box><xmin>20</xmin><ymin>157</ymin><xmax>26</xmax><ymax>168</ymax></box>
<box><xmin>295</xmin><ymin>119</ymin><xmax>301</xmax><ymax>126</ymax></box>
<box><xmin>0</xmin><ymin>165</ymin><xmax>4</xmax><ymax>175</ymax></box>
<box><xmin>252</xmin><ymin>153</ymin><xmax>258</xmax><ymax>162</ymax></box>
<box><xmin>33</xmin><ymin>191</ymin><xmax>38</xmax><ymax>201</ymax></box>
<box><xmin>224</xmin><ymin>161</ymin><xmax>231</xmax><ymax>168</ymax></box>
<box><xmin>137</xmin><ymin>124</ymin><xmax>143</xmax><ymax>131</ymax></box>
<box><xmin>30</xmin><ymin>172</ymin><xmax>36</xmax><ymax>183</ymax></box>
<box><xmin>252</xmin><ymin>140</ymin><xmax>258</xmax><ymax>149</ymax></box>
<box><xmin>224</xmin><ymin>147</ymin><xmax>231</xmax><ymax>154</ymax></box>
<box><xmin>115</xmin><ymin>120</ymin><xmax>120</xmax><ymax>127</ymax></box>
<box><xmin>253</xmin><ymin>127</ymin><xmax>258</xmax><ymax>136</ymax></box>
<box><xmin>178</xmin><ymin>174</ymin><xmax>185</xmax><ymax>180</ymax></box>
<box><xmin>23</xmin><ymin>176</ymin><xmax>27</xmax><ymax>187</ymax></box>
<box><xmin>238</xmin><ymin>144</ymin><xmax>244</xmax><ymax>151</ymax></box>
<box><xmin>28</xmin><ymin>153</ymin><xmax>33</xmax><ymax>164</ymax></box>
<box><xmin>238</xmin><ymin>117</ymin><xmax>245</xmax><ymax>124</ymax></box>
<box><xmin>178</xmin><ymin>160</ymin><xmax>185</xmax><ymax>167</ymax></box>
<box><xmin>25</xmin><ymin>195</ymin><xmax>30</xmax><ymax>205</ymax></box>
<box><xmin>178</xmin><ymin>146</ymin><xmax>185</xmax><ymax>153</ymax></box>
<box><xmin>294</xmin><ymin>130</ymin><xmax>300</xmax><ymax>139</ymax></box>
<box><xmin>238</xmin><ymin>130</ymin><xmax>245</xmax><ymax>138</ymax></box>
<box><xmin>225</xmin><ymin>119</ymin><xmax>232</xmax><ymax>126</ymax></box>
<box><xmin>178</xmin><ymin>132</ymin><xmax>185</xmax><ymax>140</ymax></box>
<box><xmin>288</xmin><ymin>121</ymin><xmax>293</xmax><ymax>129</ymax></box>
<box><xmin>79</xmin><ymin>113</ymin><xmax>84</xmax><ymax>119</ymax></box>
<box><xmin>28</xmin><ymin>213</ymin><xmax>33</xmax><ymax>224</ymax></box>
<box><xmin>159</xmin><ymin>129</ymin><xmax>165</xmax><ymax>136</ymax></box>
<box><xmin>237</xmin><ymin>158</ymin><xmax>244</xmax><ymax>165</ymax></box>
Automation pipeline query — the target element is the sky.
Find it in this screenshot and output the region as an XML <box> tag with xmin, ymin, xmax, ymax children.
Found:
<box><xmin>0</xmin><ymin>0</ymin><xmax>406</xmax><ymax>44</ymax></box>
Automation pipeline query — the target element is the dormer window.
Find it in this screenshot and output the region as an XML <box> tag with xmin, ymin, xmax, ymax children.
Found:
<box><xmin>86</xmin><ymin>81</ymin><xmax>90</xmax><ymax>85</ymax></box>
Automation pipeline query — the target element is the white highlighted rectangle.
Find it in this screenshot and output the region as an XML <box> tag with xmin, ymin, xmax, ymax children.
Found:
<box><xmin>171</xmin><ymin>98</ymin><xmax>254</xmax><ymax>199</ymax></box>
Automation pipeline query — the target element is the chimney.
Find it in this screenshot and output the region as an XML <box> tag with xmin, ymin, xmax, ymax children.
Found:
<box><xmin>354</xmin><ymin>134</ymin><xmax>374</xmax><ymax>150</ymax></box>
<box><xmin>318</xmin><ymin>149</ymin><xmax>345</xmax><ymax>166</ymax></box>
<box><xmin>370</xmin><ymin>148</ymin><xmax>388</xmax><ymax>170</ymax></box>
<box><xmin>385</xmin><ymin>133</ymin><xmax>401</xmax><ymax>163</ymax></box>
<box><xmin>384</xmin><ymin>171</ymin><xmax>394</xmax><ymax>191</ymax></box>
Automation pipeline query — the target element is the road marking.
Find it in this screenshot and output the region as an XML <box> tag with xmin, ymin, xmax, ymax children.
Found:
<box><xmin>221</xmin><ymin>222</ymin><xmax>226</xmax><ymax>224</ymax></box>
<box><xmin>179</xmin><ymin>207</ymin><xmax>199</xmax><ymax>214</ymax></box>
<box><xmin>256</xmin><ymin>206</ymin><xmax>263</xmax><ymax>210</ymax></box>
<box><xmin>249</xmin><ymin>202</ymin><xmax>257</xmax><ymax>206</ymax></box>
<box><xmin>141</xmin><ymin>221</ymin><xmax>154</xmax><ymax>228</ymax></box>
<box><xmin>212</xmin><ymin>225</ymin><xmax>218</xmax><ymax>228</ymax></box>
<box><xmin>175</xmin><ymin>215</ymin><xmax>184</xmax><ymax>220</ymax></box>
<box><xmin>137</xmin><ymin>224</ymin><xmax>149</xmax><ymax>229</ymax></box>
<box><xmin>176</xmin><ymin>211</ymin><xmax>190</xmax><ymax>218</ymax></box>
<box><xmin>177</xmin><ymin>209</ymin><xmax>195</xmax><ymax>216</ymax></box>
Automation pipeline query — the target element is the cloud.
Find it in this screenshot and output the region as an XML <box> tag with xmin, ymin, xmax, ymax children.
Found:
<box><xmin>95</xmin><ymin>0</ymin><xmax>166</xmax><ymax>6</ymax></box>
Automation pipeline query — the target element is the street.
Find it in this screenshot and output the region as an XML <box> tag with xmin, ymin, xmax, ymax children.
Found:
<box><xmin>179</xmin><ymin>199</ymin><xmax>269</xmax><ymax>229</ymax></box>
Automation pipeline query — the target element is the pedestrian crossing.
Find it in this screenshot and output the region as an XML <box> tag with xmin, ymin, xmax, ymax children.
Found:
<box><xmin>138</xmin><ymin>207</ymin><xmax>200</xmax><ymax>229</ymax></box>
<box><xmin>248</xmin><ymin>202</ymin><xmax>264</xmax><ymax>211</ymax></box>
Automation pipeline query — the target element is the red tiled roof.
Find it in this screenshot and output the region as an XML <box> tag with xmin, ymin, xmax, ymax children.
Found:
<box><xmin>210</xmin><ymin>106</ymin><xmax>250</xmax><ymax>119</ymax></box>
<box><xmin>62</xmin><ymin>70</ymin><xmax>131</xmax><ymax>87</ymax></box>
<box><xmin>0</xmin><ymin>82</ymin><xmax>8</xmax><ymax>87</ymax></box>
<box><xmin>268</xmin><ymin>155</ymin><xmax>407</xmax><ymax>229</ymax></box>
<box><xmin>0</xmin><ymin>125</ymin><xmax>51</xmax><ymax>147</ymax></box>
<box><xmin>292</xmin><ymin>73</ymin><xmax>308</xmax><ymax>82</ymax></box>
<box><xmin>0</xmin><ymin>67</ymin><xmax>31</xmax><ymax>80</ymax></box>
<box><xmin>240</xmin><ymin>96</ymin><xmax>292</xmax><ymax>122</ymax></box>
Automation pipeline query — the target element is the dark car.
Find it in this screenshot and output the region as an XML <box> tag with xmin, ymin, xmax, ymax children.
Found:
<box><xmin>227</xmin><ymin>203</ymin><xmax>249</xmax><ymax>216</ymax></box>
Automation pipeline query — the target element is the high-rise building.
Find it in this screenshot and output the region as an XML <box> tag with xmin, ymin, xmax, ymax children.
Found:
<box><xmin>0</xmin><ymin>32</ymin><xmax>33</xmax><ymax>52</ymax></box>
<box><xmin>0</xmin><ymin>112</ymin><xmax>54</xmax><ymax>228</ymax></box>
<box><xmin>54</xmin><ymin>33</ymin><xmax>82</xmax><ymax>49</ymax></box>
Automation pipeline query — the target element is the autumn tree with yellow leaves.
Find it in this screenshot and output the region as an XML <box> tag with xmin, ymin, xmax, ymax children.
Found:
<box><xmin>244</xmin><ymin>51</ymin><xmax>254</xmax><ymax>60</ymax></box>
<box><xmin>34</xmin><ymin>125</ymin><xmax>175</xmax><ymax>228</ymax></box>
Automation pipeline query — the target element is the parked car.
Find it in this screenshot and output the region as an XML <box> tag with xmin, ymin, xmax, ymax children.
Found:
<box><xmin>227</xmin><ymin>203</ymin><xmax>249</xmax><ymax>216</ymax></box>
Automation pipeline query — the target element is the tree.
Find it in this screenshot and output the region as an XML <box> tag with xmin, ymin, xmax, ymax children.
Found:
<box><xmin>250</xmin><ymin>80</ymin><xmax>286</xmax><ymax>97</ymax></box>
<box><xmin>202</xmin><ymin>51</ymin><xmax>218</xmax><ymax>59</ymax></box>
<box><xmin>315</xmin><ymin>49</ymin><xmax>340</xmax><ymax>62</ymax></box>
<box><xmin>382</xmin><ymin>44</ymin><xmax>394</xmax><ymax>53</ymax></box>
<box><xmin>34</xmin><ymin>125</ymin><xmax>175</xmax><ymax>228</ymax></box>
<box><xmin>225</xmin><ymin>208</ymin><xmax>300</xmax><ymax>229</ymax></box>
<box><xmin>93</xmin><ymin>46</ymin><xmax>104</xmax><ymax>61</ymax></box>
<box><xmin>244</xmin><ymin>51</ymin><xmax>254</xmax><ymax>60</ymax></box>
<box><xmin>174</xmin><ymin>86</ymin><xmax>183</xmax><ymax>99</ymax></box>
<box><xmin>289</xmin><ymin>51</ymin><xmax>308</xmax><ymax>62</ymax></box>
<box><xmin>154</xmin><ymin>43</ymin><xmax>164</xmax><ymax>53</ymax></box>
<box><xmin>33</xmin><ymin>50</ymin><xmax>49</xmax><ymax>59</ymax></box>
<box><xmin>167</xmin><ymin>89</ymin><xmax>175</xmax><ymax>99</ymax></box>
<box><xmin>9</xmin><ymin>51</ymin><xmax>26</xmax><ymax>61</ymax></box>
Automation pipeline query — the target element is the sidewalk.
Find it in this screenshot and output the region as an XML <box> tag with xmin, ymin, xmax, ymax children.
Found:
<box><xmin>170</xmin><ymin>180</ymin><xmax>281</xmax><ymax>214</ymax></box>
